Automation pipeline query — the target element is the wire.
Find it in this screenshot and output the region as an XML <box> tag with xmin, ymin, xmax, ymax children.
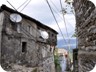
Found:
<box><xmin>4</xmin><ymin>11</ymin><xmax>36</xmax><ymax>40</ymax></box>
<box><xmin>4</xmin><ymin>0</ymin><xmax>60</xmax><ymax>65</ymax></box>
<box><xmin>50</xmin><ymin>4</ymin><xmax>75</xmax><ymax>29</ymax></box>
<box><xmin>17</xmin><ymin>0</ymin><xmax>29</xmax><ymax>10</ymax></box>
<box><xmin>6</xmin><ymin>0</ymin><xmax>42</xmax><ymax>41</ymax></box>
<box><xmin>5</xmin><ymin>13</ymin><xmax>54</xmax><ymax>65</ymax></box>
<box><xmin>60</xmin><ymin>0</ymin><xmax>71</xmax><ymax>53</ymax></box>
<box><xmin>7</xmin><ymin>0</ymin><xmax>31</xmax><ymax>12</ymax></box>
<box><xmin>60</xmin><ymin>0</ymin><xmax>70</xmax><ymax>37</ymax></box>
<box><xmin>45</xmin><ymin>0</ymin><xmax>67</xmax><ymax>44</ymax></box>
<box><xmin>5</xmin><ymin>0</ymin><xmax>60</xmax><ymax>52</ymax></box>
<box><xmin>49</xmin><ymin>0</ymin><xmax>60</xmax><ymax>13</ymax></box>
<box><xmin>49</xmin><ymin>0</ymin><xmax>75</xmax><ymax>29</ymax></box>
<box><xmin>20</xmin><ymin>0</ymin><xmax>31</xmax><ymax>12</ymax></box>
<box><xmin>6</xmin><ymin>0</ymin><xmax>40</xmax><ymax>34</ymax></box>
<box><xmin>6</xmin><ymin>0</ymin><xmax>70</xmax><ymax>46</ymax></box>
<box><xmin>6</xmin><ymin>0</ymin><xmax>17</xmax><ymax>11</ymax></box>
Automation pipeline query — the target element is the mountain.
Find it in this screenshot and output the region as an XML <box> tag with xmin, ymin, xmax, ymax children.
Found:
<box><xmin>57</xmin><ymin>38</ymin><xmax>77</xmax><ymax>52</ymax></box>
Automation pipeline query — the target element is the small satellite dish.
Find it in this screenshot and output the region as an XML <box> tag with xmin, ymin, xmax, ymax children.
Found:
<box><xmin>40</xmin><ymin>31</ymin><xmax>49</xmax><ymax>39</ymax></box>
<box><xmin>10</xmin><ymin>13</ymin><xmax>22</xmax><ymax>22</ymax></box>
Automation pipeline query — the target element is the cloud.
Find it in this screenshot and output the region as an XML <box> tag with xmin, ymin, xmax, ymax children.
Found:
<box><xmin>0</xmin><ymin>0</ymin><xmax>75</xmax><ymax>32</ymax></box>
<box><xmin>19</xmin><ymin>0</ymin><xmax>62</xmax><ymax>25</ymax></box>
<box><xmin>0</xmin><ymin>0</ymin><xmax>76</xmax><ymax>48</ymax></box>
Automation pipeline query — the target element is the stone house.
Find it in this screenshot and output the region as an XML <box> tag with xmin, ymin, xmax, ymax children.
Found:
<box><xmin>73</xmin><ymin>0</ymin><xmax>96</xmax><ymax>72</ymax></box>
<box><xmin>57</xmin><ymin>48</ymin><xmax>71</xmax><ymax>72</ymax></box>
<box><xmin>0</xmin><ymin>4</ymin><xmax>58</xmax><ymax>72</ymax></box>
<box><xmin>57</xmin><ymin>48</ymin><xmax>68</xmax><ymax>57</ymax></box>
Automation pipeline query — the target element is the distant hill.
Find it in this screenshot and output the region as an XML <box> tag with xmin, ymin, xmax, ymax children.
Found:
<box><xmin>57</xmin><ymin>38</ymin><xmax>77</xmax><ymax>52</ymax></box>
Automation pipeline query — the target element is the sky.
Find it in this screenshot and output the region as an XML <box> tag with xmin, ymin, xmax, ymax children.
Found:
<box><xmin>0</xmin><ymin>0</ymin><xmax>96</xmax><ymax>48</ymax></box>
<box><xmin>0</xmin><ymin>0</ymin><xmax>96</xmax><ymax>71</ymax></box>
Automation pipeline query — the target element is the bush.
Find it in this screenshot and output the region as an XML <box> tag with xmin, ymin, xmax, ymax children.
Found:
<box><xmin>54</xmin><ymin>55</ymin><xmax>61</xmax><ymax>72</ymax></box>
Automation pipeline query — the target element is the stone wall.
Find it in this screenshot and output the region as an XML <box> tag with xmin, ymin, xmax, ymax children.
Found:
<box><xmin>73</xmin><ymin>0</ymin><xmax>96</xmax><ymax>72</ymax></box>
<box><xmin>0</xmin><ymin>5</ymin><xmax>56</xmax><ymax>72</ymax></box>
<box><xmin>36</xmin><ymin>39</ymin><xmax>55</xmax><ymax>72</ymax></box>
<box><xmin>38</xmin><ymin>56</ymin><xmax>55</xmax><ymax>72</ymax></box>
<box><xmin>1</xmin><ymin>11</ymin><xmax>39</xmax><ymax>70</ymax></box>
<box><xmin>0</xmin><ymin>12</ymin><xmax>4</xmax><ymax>64</ymax></box>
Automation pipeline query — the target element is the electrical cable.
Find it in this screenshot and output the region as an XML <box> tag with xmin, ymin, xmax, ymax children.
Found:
<box><xmin>6</xmin><ymin>0</ymin><xmax>17</xmax><ymax>11</ymax></box>
<box><xmin>60</xmin><ymin>0</ymin><xmax>71</xmax><ymax>55</ymax></box>
<box><xmin>20</xmin><ymin>0</ymin><xmax>31</xmax><ymax>12</ymax></box>
<box><xmin>49</xmin><ymin>0</ymin><xmax>60</xmax><ymax>13</ymax></box>
<box><xmin>45</xmin><ymin>0</ymin><xmax>68</xmax><ymax>44</ymax></box>
<box><xmin>6</xmin><ymin>0</ymin><xmax>40</xmax><ymax>34</ymax></box>
<box><xmin>49</xmin><ymin>0</ymin><xmax>75</xmax><ymax>29</ymax></box>
<box><xmin>49</xmin><ymin>1</ymin><xmax>75</xmax><ymax>46</ymax></box>
<box><xmin>4</xmin><ymin>12</ymin><xmax>54</xmax><ymax>65</ymax></box>
<box><xmin>6</xmin><ymin>0</ymin><xmax>71</xmax><ymax>46</ymax></box>
<box><xmin>60</xmin><ymin>0</ymin><xmax>70</xmax><ymax>38</ymax></box>
<box><xmin>4</xmin><ymin>0</ymin><xmax>59</xmax><ymax>66</ymax></box>
<box><xmin>17</xmin><ymin>0</ymin><xmax>29</xmax><ymax>10</ymax></box>
<box><xmin>5</xmin><ymin>12</ymin><xmax>36</xmax><ymax>39</ymax></box>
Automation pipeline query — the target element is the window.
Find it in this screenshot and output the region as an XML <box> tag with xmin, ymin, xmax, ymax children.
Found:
<box><xmin>17</xmin><ymin>24</ymin><xmax>20</xmax><ymax>33</ymax></box>
<box><xmin>48</xmin><ymin>32</ymin><xmax>50</xmax><ymax>35</ymax></box>
<box><xmin>55</xmin><ymin>35</ymin><xmax>57</xmax><ymax>39</ymax></box>
<box><xmin>50</xmin><ymin>47</ymin><xmax>52</xmax><ymax>51</ymax></box>
<box><xmin>22</xmin><ymin>42</ymin><xmax>27</xmax><ymax>52</ymax></box>
<box><xmin>37</xmin><ymin>27</ymin><xmax>40</xmax><ymax>29</ymax></box>
<box><xmin>11</xmin><ymin>22</ymin><xmax>17</xmax><ymax>31</ymax></box>
<box><xmin>30</xmin><ymin>27</ymin><xmax>33</xmax><ymax>35</ymax></box>
<box><xmin>52</xmin><ymin>34</ymin><xmax>54</xmax><ymax>37</ymax></box>
<box><xmin>28</xmin><ymin>25</ymin><xmax>31</xmax><ymax>32</ymax></box>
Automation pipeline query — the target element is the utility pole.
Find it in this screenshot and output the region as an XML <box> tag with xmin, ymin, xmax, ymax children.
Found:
<box><xmin>61</xmin><ymin>1</ymin><xmax>75</xmax><ymax>71</ymax></box>
<box><xmin>61</xmin><ymin>0</ymin><xmax>74</xmax><ymax>55</ymax></box>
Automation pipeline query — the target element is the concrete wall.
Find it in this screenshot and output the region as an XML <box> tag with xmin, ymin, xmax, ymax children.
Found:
<box><xmin>73</xmin><ymin>0</ymin><xmax>96</xmax><ymax>72</ymax></box>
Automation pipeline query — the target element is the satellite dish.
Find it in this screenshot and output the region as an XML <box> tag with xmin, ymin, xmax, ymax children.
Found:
<box><xmin>40</xmin><ymin>31</ymin><xmax>49</xmax><ymax>39</ymax></box>
<box><xmin>10</xmin><ymin>13</ymin><xmax>22</xmax><ymax>22</ymax></box>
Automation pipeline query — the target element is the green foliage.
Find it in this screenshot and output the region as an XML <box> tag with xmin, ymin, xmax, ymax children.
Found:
<box><xmin>72</xmin><ymin>32</ymin><xmax>77</xmax><ymax>37</ymax></box>
<box><xmin>54</xmin><ymin>48</ymin><xmax>61</xmax><ymax>72</ymax></box>
<box><xmin>32</xmin><ymin>68</ymin><xmax>37</xmax><ymax>72</ymax></box>
<box><xmin>54</xmin><ymin>55</ymin><xmax>61</xmax><ymax>72</ymax></box>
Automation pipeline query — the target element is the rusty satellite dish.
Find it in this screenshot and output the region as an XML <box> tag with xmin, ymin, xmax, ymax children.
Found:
<box><xmin>10</xmin><ymin>13</ymin><xmax>22</xmax><ymax>22</ymax></box>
